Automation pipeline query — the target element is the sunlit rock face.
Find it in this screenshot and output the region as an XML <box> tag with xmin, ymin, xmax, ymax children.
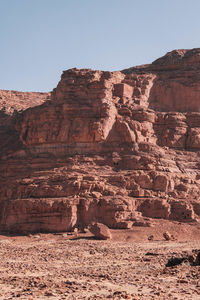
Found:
<box><xmin>1</xmin><ymin>48</ymin><xmax>200</xmax><ymax>233</ymax></box>
<box><xmin>124</xmin><ymin>48</ymin><xmax>200</xmax><ymax>112</ymax></box>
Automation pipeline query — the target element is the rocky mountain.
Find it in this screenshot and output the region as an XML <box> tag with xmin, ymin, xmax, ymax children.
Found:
<box><xmin>1</xmin><ymin>48</ymin><xmax>200</xmax><ymax>233</ymax></box>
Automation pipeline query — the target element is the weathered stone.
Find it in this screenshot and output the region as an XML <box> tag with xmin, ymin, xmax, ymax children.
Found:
<box><xmin>88</xmin><ymin>222</ymin><xmax>112</xmax><ymax>240</ymax></box>
<box><xmin>163</xmin><ymin>231</ymin><xmax>172</xmax><ymax>241</ymax></box>
<box><xmin>0</xmin><ymin>198</ymin><xmax>78</xmax><ymax>233</ymax></box>
<box><xmin>169</xmin><ymin>200</ymin><xmax>195</xmax><ymax>222</ymax></box>
<box><xmin>136</xmin><ymin>199</ymin><xmax>171</xmax><ymax>219</ymax></box>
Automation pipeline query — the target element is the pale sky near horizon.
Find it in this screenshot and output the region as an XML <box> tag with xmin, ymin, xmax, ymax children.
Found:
<box><xmin>1</xmin><ymin>0</ymin><xmax>200</xmax><ymax>92</ymax></box>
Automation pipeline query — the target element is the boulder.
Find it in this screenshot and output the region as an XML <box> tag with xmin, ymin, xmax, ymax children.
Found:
<box><xmin>163</xmin><ymin>231</ymin><xmax>172</xmax><ymax>241</ymax></box>
<box><xmin>88</xmin><ymin>222</ymin><xmax>112</xmax><ymax>240</ymax></box>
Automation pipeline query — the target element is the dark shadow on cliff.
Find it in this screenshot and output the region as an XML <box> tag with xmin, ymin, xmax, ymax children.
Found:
<box><xmin>0</xmin><ymin>110</ymin><xmax>23</xmax><ymax>157</ymax></box>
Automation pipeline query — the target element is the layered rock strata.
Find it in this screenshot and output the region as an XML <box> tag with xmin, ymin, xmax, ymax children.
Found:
<box><xmin>1</xmin><ymin>48</ymin><xmax>200</xmax><ymax>233</ymax></box>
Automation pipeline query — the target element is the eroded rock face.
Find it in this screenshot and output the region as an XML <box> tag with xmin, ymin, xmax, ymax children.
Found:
<box><xmin>124</xmin><ymin>48</ymin><xmax>200</xmax><ymax>112</ymax></box>
<box><xmin>1</xmin><ymin>48</ymin><xmax>200</xmax><ymax>233</ymax></box>
<box><xmin>0</xmin><ymin>90</ymin><xmax>50</xmax><ymax>158</ymax></box>
<box><xmin>19</xmin><ymin>70</ymin><xmax>121</xmax><ymax>148</ymax></box>
<box><xmin>0</xmin><ymin>198</ymin><xmax>78</xmax><ymax>233</ymax></box>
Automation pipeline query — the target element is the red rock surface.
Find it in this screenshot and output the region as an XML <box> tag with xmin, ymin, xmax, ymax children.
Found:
<box><xmin>1</xmin><ymin>48</ymin><xmax>200</xmax><ymax>233</ymax></box>
<box><xmin>89</xmin><ymin>222</ymin><xmax>112</xmax><ymax>240</ymax></box>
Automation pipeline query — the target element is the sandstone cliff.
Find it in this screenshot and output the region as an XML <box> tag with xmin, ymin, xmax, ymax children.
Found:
<box><xmin>1</xmin><ymin>48</ymin><xmax>200</xmax><ymax>233</ymax></box>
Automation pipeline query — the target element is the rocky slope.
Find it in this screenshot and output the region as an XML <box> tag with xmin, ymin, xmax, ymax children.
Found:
<box><xmin>1</xmin><ymin>48</ymin><xmax>200</xmax><ymax>233</ymax></box>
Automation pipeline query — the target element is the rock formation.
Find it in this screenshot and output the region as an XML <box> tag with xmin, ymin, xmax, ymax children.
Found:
<box><xmin>1</xmin><ymin>48</ymin><xmax>200</xmax><ymax>233</ymax></box>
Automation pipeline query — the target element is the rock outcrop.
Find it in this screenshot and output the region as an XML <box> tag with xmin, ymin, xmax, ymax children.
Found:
<box><xmin>1</xmin><ymin>48</ymin><xmax>200</xmax><ymax>233</ymax></box>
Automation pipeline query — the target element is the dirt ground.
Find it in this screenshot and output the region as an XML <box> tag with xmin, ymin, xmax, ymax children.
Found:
<box><xmin>0</xmin><ymin>220</ymin><xmax>200</xmax><ymax>300</ymax></box>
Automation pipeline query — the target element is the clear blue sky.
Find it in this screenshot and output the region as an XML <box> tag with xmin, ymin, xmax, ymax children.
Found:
<box><xmin>1</xmin><ymin>0</ymin><xmax>200</xmax><ymax>92</ymax></box>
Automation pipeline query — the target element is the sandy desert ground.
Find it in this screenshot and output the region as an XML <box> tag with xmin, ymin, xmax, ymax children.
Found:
<box><xmin>0</xmin><ymin>220</ymin><xmax>199</xmax><ymax>300</ymax></box>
